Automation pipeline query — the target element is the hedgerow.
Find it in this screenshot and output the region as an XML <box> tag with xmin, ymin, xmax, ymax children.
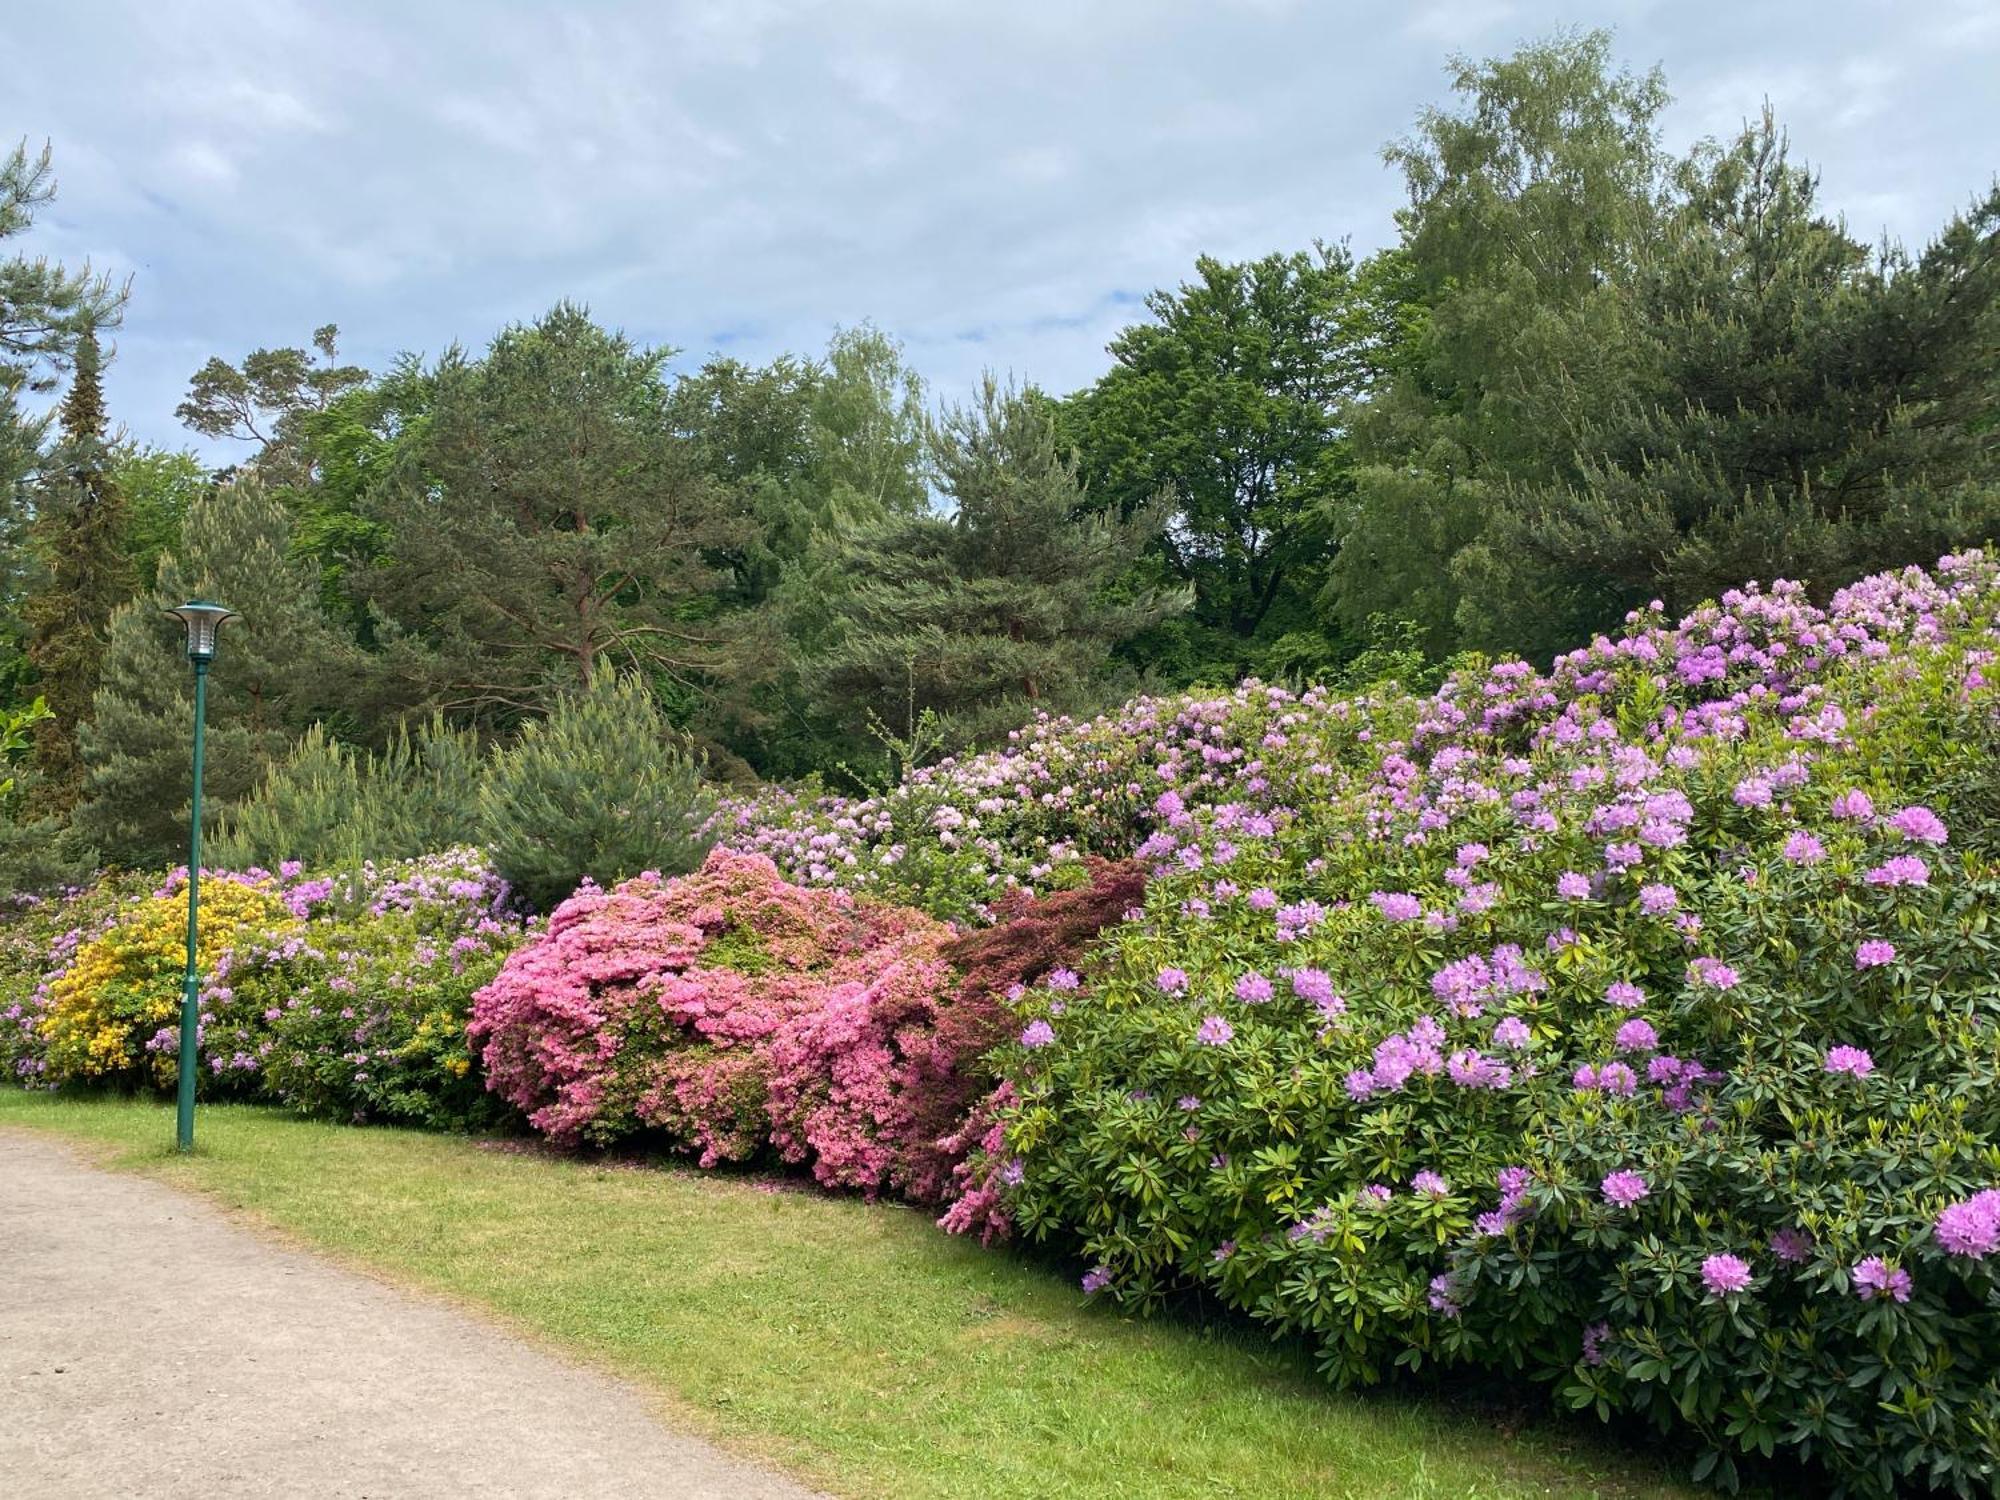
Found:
<box><xmin>976</xmin><ymin>556</ymin><xmax>2000</xmax><ymax>1496</ymax></box>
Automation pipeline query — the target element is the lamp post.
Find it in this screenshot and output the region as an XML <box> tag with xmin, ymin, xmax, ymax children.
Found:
<box><xmin>165</xmin><ymin>601</ymin><xmax>236</xmax><ymax>1153</ymax></box>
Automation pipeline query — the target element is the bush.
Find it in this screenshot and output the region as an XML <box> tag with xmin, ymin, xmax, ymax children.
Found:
<box><xmin>198</xmin><ymin>848</ymin><xmax>530</xmax><ymax>1128</ymax></box>
<box><xmin>979</xmin><ymin>556</ymin><xmax>2000</xmax><ymax>1496</ymax></box>
<box><xmin>469</xmin><ymin>848</ymin><xmax>1147</xmax><ymax>1209</ymax></box>
<box><xmin>480</xmin><ymin>666</ymin><xmax>716</xmax><ymax>909</ymax></box>
<box><xmin>212</xmin><ymin>717</ymin><xmax>486</xmax><ymax>871</ymax></box>
<box><xmin>38</xmin><ymin>873</ymin><xmax>293</xmax><ymax>1088</ymax></box>
<box><xmin>469</xmin><ymin>847</ymin><xmax>948</xmax><ymax>1157</ymax></box>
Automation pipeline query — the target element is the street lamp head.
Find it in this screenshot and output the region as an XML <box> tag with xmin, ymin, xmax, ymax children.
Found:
<box><xmin>164</xmin><ymin>601</ymin><xmax>237</xmax><ymax>663</ymax></box>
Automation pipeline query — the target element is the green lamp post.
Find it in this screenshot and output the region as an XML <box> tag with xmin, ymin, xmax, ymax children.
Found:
<box><xmin>165</xmin><ymin>601</ymin><xmax>237</xmax><ymax>1153</ymax></box>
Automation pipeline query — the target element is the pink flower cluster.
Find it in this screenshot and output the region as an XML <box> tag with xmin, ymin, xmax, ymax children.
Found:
<box><xmin>470</xmin><ymin>848</ymin><xmax>972</xmax><ymax>1203</ymax></box>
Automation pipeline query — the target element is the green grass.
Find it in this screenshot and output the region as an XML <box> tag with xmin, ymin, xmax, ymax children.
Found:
<box><xmin>1</xmin><ymin>1093</ymin><xmax>1703</xmax><ymax>1500</ymax></box>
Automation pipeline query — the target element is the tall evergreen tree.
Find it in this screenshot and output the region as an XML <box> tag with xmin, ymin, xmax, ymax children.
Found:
<box><xmin>21</xmin><ymin>329</ymin><xmax>133</xmax><ymax>806</ymax></box>
<box><xmin>1328</xmin><ymin>33</ymin><xmax>1999</xmax><ymax>659</ymax></box>
<box><xmin>1</xmin><ymin>140</ymin><xmax>128</xmax><ymax>704</ymax></box>
<box><xmin>798</xmin><ymin>378</ymin><xmax>1190</xmax><ymax>757</ymax></box>
<box><xmin>71</xmin><ymin>474</ymin><xmax>353</xmax><ymax>868</ymax></box>
<box><xmin>176</xmin><ymin>323</ymin><xmax>369</xmax><ymax>489</ymax></box>
<box><xmin>353</xmin><ymin>304</ymin><xmax>762</xmax><ymax>726</ymax></box>
<box><xmin>1464</xmin><ymin>119</ymin><xmax>2000</xmax><ymax>636</ymax></box>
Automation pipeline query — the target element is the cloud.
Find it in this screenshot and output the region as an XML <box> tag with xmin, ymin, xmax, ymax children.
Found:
<box><xmin>1</xmin><ymin>0</ymin><xmax>1992</xmax><ymax>463</ymax></box>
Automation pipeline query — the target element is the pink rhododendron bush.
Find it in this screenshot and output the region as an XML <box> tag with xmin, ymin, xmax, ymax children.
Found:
<box><xmin>964</xmin><ymin>556</ymin><xmax>2000</xmax><ymax>1498</ymax></box>
<box><xmin>468</xmin><ymin>848</ymin><xmax>1146</xmax><ymax>1219</ymax></box>
<box><xmin>468</xmin><ymin>847</ymin><xmax>974</xmax><ymax>1199</ymax></box>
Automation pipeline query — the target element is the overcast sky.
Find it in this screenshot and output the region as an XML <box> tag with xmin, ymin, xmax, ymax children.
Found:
<box><xmin>9</xmin><ymin>0</ymin><xmax>1998</xmax><ymax>462</ymax></box>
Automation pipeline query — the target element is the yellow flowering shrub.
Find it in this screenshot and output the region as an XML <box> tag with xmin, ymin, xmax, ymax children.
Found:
<box><xmin>40</xmin><ymin>881</ymin><xmax>293</xmax><ymax>1087</ymax></box>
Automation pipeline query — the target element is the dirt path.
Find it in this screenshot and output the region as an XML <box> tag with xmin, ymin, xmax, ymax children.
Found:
<box><xmin>0</xmin><ymin>1130</ymin><xmax>820</xmax><ymax>1499</ymax></box>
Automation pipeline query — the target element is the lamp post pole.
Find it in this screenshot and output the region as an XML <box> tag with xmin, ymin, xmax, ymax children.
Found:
<box><xmin>174</xmin><ymin>653</ymin><xmax>210</xmax><ymax>1153</ymax></box>
<box><xmin>166</xmin><ymin>601</ymin><xmax>235</xmax><ymax>1154</ymax></box>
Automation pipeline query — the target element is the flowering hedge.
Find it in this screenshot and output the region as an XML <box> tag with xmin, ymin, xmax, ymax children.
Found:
<box><xmin>966</xmin><ymin>555</ymin><xmax>2000</xmax><ymax>1497</ymax></box>
<box><xmin>2</xmin><ymin>849</ymin><xmax>530</xmax><ymax>1127</ymax></box>
<box><xmin>467</xmin><ymin>848</ymin><xmax>1141</xmax><ymax>1210</ymax></box>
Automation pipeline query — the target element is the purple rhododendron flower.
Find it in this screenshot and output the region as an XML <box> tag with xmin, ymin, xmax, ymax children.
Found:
<box><xmin>1411</xmin><ymin>1170</ymin><xmax>1450</xmax><ymax>1197</ymax></box>
<box><xmin>1825</xmin><ymin>1045</ymin><xmax>1875</xmax><ymax>1077</ymax></box>
<box><xmin>1700</xmin><ymin>1253</ymin><xmax>1754</xmax><ymax>1296</ymax></box>
<box><xmin>1601</xmin><ymin>1170</ymin><xmax>1649</xmax><ymax>1208</ymax></box>
<box><xmin>1155</xmin><ymin>967</ymin><xmax>1189</xmax><ymax>994</ymax></box>
<box><xmin>1830</xmin><ymin>789</ymin><xmax>1875</xmax><ymax>821</ymax></box>
<box><xmin>1605</xmin><ymin>980</ymin><xmax>1646</xmax><ymax>1009</ymax></box>
<box><xmin>1020</xmin><ymin>1020</ymin><xmax>1056</xmax><ymax>1049</ymax></box>
<box><xmin>1852</xmin><ymin>1256</ymin><xmax>1913</xmax><ymax>1303</ymax></box>
<box><xmin>1615</xmin><ymin>1019</ymin><xmax>1660</xmax><ymax>1053</ymax></box>
<box><xmin>1492</xmin><ymin>1016</ymin><xmax>1531</xmax><ymax>1049</ymax></box>
<box><xmin>1889</xmin><ymin>805</ymin><xmax>1949</xmax><ymax>844</ymax></box>
<box><xmin>1782</xmin><ymin>831</ymin><xmax>1827</xmax><ymax>865</ymax></box>
<box><xmin>1080</xmin><ymin>1265</ymin><xmax>1113</xmax><ymax>1295</ymax></box>
<box><xmin>1687</xmin><ymin>957</ymin><xmax>1741</xmax><ymax>990</ymax></box>
<box><xmin>1866</xmin><ymin>855</ymin><xmax>1930</xmax><ymax>888</ymax></box>
<box><xmin>1233</xmin><ymin>971</ymin><xmax>1274</xmax><ymax>1004</ymax></box>
<box><xmin>1638</xmin><ymin>883</ymin><xmax>1679</xmax><ymax>914</ymax></box>
<box><xmin>1769</xmin><ymin>1227</ymin><xmax>1815</xmax><ymax>1264</ymax></box>
<box><xmin>1045</xmin><ymin>967</ymin><xmax>1081</xmax><ymax>990</ymax></box>
<box><xmin>1935</xmin><ymin>1190</ymin><xmax>2000</xmax><ymax>1257</ymax></box>
<box><xmin>1371</xmin><ymin>891</ymin><xmax>1423</xmax><ymax>922</ymax></box>
<box><xmin>1854</xmin><ymin>940</ymin><xmax>1897</xmax><ymax>969</ymax></box>
<box><xmin>1557</xmin><ymin>871</ymin><xmax>1592</xmax><ymax>901</ymax></box>
<box><xmin>1195</xmin><ymin>1014</ymin><xmax>1234</xmax><ymax>1046</ymax></box>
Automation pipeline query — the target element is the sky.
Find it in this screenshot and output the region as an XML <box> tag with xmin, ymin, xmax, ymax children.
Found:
<box><xmin>8</xmin><ymin>0</ymin><xmax>1998</xmax><ymax>463</ymax></box>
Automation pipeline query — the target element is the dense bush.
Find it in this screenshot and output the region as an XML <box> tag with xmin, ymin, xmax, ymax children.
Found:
<box><xmin>38</xmin><ymin>875</ymin><xmax>293</xmax><ymax>1088</ymax></box>
<box><xmin>212</xmin><ymin>718</ymin><xmax>486</xmax><ymax>871</ymax></box>
<box><xmin>3</xmin><ymin>849</ymin><xmax>531</xmax><ymax>1126</ymax></box>
<box><xmin>974</xmin><ymin>556</ymin><xmax>2000</xmax><ymax>1496</ymax></box>
<box><xmin>198</xmin><ymin>849</ymin><xmax>528</xmax><ymax>1128</ymax></box>
<box><xmin>480</xmin><ymin>666</ymin><xmax>716</xmax><ymax>909</ymax></box>
<box><xmin>470</xmin><ymin>849</ymin><xmax>1146</xmax><ymax>1211</ymax></box>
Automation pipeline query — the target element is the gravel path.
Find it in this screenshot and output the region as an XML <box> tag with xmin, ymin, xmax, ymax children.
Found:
<box><xmin>0</xmin><ymin>1130</ymin><xmax>820</xmax><ymax>1499</ymax></box>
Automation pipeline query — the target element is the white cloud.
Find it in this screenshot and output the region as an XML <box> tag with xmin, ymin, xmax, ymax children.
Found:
<box><xmin>0</xmin><ymin>0</ymin><xmax>1989</xmax><ymax>463</ymax></box>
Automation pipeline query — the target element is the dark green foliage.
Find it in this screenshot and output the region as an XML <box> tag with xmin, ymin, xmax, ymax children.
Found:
<box><xmin>1329</xmin><ymin>33</ymin><xmax>2000</xmax><ymax>659</ymax></box>
<box><xmin>211</xmin><ymin>716</ymin><xmax>486</xmax><ymax>870</ymax></box>
<box><xmin>71</xmin><ymin>474</ymin><xmax>355</xmax><ymax>868</ymax></box>
<box><xmin>478</xmin><ymin>665</ymin><xmax>716</xmax><ymax>909</ymax></box>
<box><xmin>1</xmin><ymin>141</ymin><xmax>127</xmax><ymax>707</ymax></box>
<box><xmin>353</xmin><ymin>303</ymin><xmax>763</xmax><ymax>727</ymax></box>
<box><xmin>798</xmin><ymin>378</ymin><xmax>1191</xmax><ymax>757</ymax></box>
<box><xmin>1059</xmin><ymin>247</ymin><xmax>1368</xmax><ymax>683</ymax></box>
<box><xmin>22</xmin><ymin>329</ymin><xmax>134</xmax><ymax>806</ymax></box>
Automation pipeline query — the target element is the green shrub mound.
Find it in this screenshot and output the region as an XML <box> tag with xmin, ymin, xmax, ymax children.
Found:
<box><xmin>985</xmin><ymin>558</ymin><xmax>2000</xmax><ymax>1496</ymax></box>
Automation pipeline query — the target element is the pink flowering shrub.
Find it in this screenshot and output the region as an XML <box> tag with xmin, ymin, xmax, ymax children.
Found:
<box><xmin>985</xmin><ymin>553</ymin><xmax>2000</xmax><ymax>1497</ymax></box>
<box><xmin>469</xmin><ymin>850</ymin><xmax>1146</xmax><ymax>1218</ymax></box>
<box><xmin>468</xmin><ymin>847</ymin><xmax>962</xmax><ymax>1177</ymax></box>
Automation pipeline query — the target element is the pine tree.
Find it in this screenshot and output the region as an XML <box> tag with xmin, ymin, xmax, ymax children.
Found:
<box><xmin>71</xmin><ymin>473</ymin><xmax>353</xmax><ymax>868</ymax></box>
<box><xmin>21</xmin><ymin>329</ymin><xmax>134</xmax><ymax>806</ymax></box>
<box><xmin>799</xmin><ymin>379</ymin><xmax>1191</xmax><ymax>756</ymax></box>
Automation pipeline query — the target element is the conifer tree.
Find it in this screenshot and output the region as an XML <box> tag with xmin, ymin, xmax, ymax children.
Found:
<box><xmin>799</xmin><ymin>379</ymin><xmax>1191</xmax><ymax>754</ymax></box>
<box><xmin>71</xmin><ymin>474</ymin><xmax>353</xmax><ymax>868</ymax></box>
<box><xmin>21</xmin><ymin>329</ymin><xmax>133</xmax><ymax>806</ymax></box>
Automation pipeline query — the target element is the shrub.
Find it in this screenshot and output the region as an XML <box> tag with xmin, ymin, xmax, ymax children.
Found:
<box><xmin>480</xmin><ymin>666</ymin><xmax>716</xmax><ymax>910</ymax></box>
<box><xmin>212</xmin><ymin>717</ymin><xmax>486</xmax><ymax>871</ymax></box>
<box><xmin>470</xmin><ymin>850</ymin><xmax>1150</xmax><ymax>1205</ymax></box>
<box><xmin>468</xmin><ymin>848</ymin><xmax>948</xmax><ymax>1162</ymax></box>
<box><xmin>38</xmin><ymin>873</ymin><xmax>293</xmax><ymax>1087</ymax></box>
<box><xmin>974</xmin><ymin>555</ymin><xmax>2000</xmax><ymax>1496</ymax></box>
<box><xmin>199</xmin><ymin>848</ymin><xmax>529</xmax><ymax>1128</ymax></box>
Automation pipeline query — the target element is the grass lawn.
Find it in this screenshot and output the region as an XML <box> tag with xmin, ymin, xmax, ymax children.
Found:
<box><xmin>1</xmin><ymin>1093</ymin><xmax>1707</xmax><ymax>1500</ymax></box>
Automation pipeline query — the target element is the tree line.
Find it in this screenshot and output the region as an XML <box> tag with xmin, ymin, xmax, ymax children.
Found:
<box><xmin>2</xmin><ymin>30</ymin><xmax>1995</xmax><ymax>886</ymax></box>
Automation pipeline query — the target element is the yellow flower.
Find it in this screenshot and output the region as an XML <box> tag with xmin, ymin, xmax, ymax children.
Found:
<box><xmin>41</xmin><ymin>881</ymin><xmax>294</xmax><ymax>1087</ymax></box>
